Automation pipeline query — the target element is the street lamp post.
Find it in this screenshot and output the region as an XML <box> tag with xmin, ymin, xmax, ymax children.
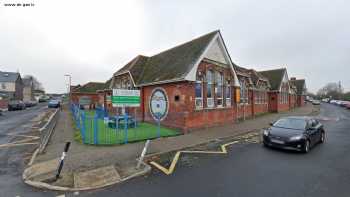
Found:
<box><xmin>64</xmin><ymin>74</ymin><xmax>71</xmax><ymax>103</ymax></box>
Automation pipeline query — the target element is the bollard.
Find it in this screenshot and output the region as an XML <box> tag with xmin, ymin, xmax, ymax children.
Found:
<box><xmin>136</xmin><ymin>140</ymin><xmax>150</xmax><ymax>169</ymax></box>
<box><xmin>55</xmin><ymin>142</ymin><xmax>71</xmax><ymax>180</ymax></box>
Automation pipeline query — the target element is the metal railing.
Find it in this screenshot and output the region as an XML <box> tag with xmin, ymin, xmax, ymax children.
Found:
<box><xmin>70</xmin><ymin>104</ymin><xmax>180</xmax><ymax>145</ymax></box>
<box><xmin>38</xmin><ymin>108</ymin><xmax>60</xmax><ymax>153</ymax></box>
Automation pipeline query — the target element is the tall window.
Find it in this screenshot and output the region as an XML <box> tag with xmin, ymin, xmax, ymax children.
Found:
<box><xmin>206</xmin><ymin>70</ymin><xmax>214</xmax><ymax>108</ymax></box>
<box><xmin>195</xmin><ymin>79</ymin><xmax>203</xmax><ymax>109</ymax></box>
<box><xmin>215</xmin><ymin>71</ymin><xmax>223</xmax><ymax>107</ymax></box>
<box><xmin>225</xmin><ymin>80</ymin><xmax>231</xmax><ymax>107</ymax></box>
<box><xmin>1</xmin><ymin>83</ymin><xmax>5</xmax><ymax>90</ymax></box>
<box><xmin>240</xmin><ymin>80</ymin><xmax>248</xmax><ymax>103</ymax></box>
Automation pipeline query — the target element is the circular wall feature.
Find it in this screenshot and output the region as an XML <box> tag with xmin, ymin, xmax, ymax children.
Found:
<box><xmin>149</xmin><ymin>88</ymin><xmax>169</xmax><ymax>121</ymax></box>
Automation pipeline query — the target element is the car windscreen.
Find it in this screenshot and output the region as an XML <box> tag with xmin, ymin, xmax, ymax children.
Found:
<box><xmin>273</xmin><ymin>118</ymin><xmax>306</xmax><ymax>130</ymax></box>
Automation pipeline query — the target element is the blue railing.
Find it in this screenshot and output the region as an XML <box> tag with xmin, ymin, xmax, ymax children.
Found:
<box><xmin>69</xmin><ymin>104</ymin><xmax>179</xmax><ymax>145</ymax></box>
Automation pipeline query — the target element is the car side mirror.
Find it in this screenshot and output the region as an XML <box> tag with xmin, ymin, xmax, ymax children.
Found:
<box><xmin>269</xmin><ymin>122</ymin><xmax>273</xmax><ymax>126</ymax></box>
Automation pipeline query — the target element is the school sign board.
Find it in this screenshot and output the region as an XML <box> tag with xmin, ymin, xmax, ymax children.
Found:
<box><xmin>112</xmin><ymin>89</ymin><xmax>140</xmax><ymax>107</ymax></box>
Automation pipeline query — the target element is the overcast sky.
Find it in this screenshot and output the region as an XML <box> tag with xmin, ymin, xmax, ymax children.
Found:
<box><xmin>0</xmin><ymin>0</ymin><xmax>349</xmax><ymax>93</ymax></box>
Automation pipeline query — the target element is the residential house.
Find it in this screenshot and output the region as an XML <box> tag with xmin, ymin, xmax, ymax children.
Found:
<box><xmin>23</xmin><ymin>77</ymin><xmax>35</xmax><ymax>102</ymax></box>
<box><xmin>0</xmin><ymin>71</ymin><xmax>23</xmax><ymax>100</ymax></box>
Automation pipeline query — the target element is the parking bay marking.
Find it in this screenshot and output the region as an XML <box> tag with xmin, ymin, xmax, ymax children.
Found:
<box><xmin>150</xmin><ymin>141</ymin><xmax>239</xmax><ymax>175</ymax></box>
<box><xmin>0</xmin><ymin>134</ymin><xmax>39</xmax><ymax>148</ymax></box>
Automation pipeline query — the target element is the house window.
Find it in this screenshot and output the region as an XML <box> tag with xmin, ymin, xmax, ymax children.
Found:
<box><xmin>1</xmin><ymin>83</ymin><xmax>5</xmax><ymax>90</ymax></box>
<box><xmin>206</xmin><ymin>70</ymin><xmax>214</xmax><ymax>108</ymax></box>
<box><xmin>225</xmin><ymin>80</ymin><xmax>231</xmax><ymax>107</ymax></box>
<box><xmin>215</xmin><ymin>71</ymin><xmax>223</xmax><ymax>107</ymax></box>
<box><xmin>195</xmin><ymin>82</ymin><xmax>203</xmax><ymax>109</ymax></box>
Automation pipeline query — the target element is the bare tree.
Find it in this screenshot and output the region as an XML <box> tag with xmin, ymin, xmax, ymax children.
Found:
<box><xmin>317</xmin><ymin>82</ymin><xmax>343</xmax><ymax>99</ymax></box>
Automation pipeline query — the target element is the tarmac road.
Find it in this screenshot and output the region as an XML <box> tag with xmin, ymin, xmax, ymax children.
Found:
<box><xmin>0</xmin><ymin>103</ymin><xmax>58</xmax><ymax>197</ymax></box>
<box><xmin>79</xmin><ymin>103</ymin><xmax>350</xmax><ymax>197</ymax></box>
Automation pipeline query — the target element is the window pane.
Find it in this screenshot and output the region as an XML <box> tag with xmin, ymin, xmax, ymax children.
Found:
<box><xmin>195</xmin><ymin>83</ymin><xmax>202</xmax><ymax>98</ymax></box>
<box><xmin>207</xmin><ymin>85</ymin><xmax>212</xmax><ymax>98</ymax></box>
<box><xmin>216</xmin><ymin>85</ymin><xmax>222</xmax><ymax>98</ymax></box>
<box><xmin>207</xmin><ymin>70</ymin><xmax>213</xmax><ymax>83</ymax></box>
<box><xmin>195</xmin><ymin>98</ymin><xmax>203</xmax><ymax>108</ymax></box>
<box><xmin>226</xmin><ymin>86</ymin><xmax>231</xmax><ymax>98</ymax></box>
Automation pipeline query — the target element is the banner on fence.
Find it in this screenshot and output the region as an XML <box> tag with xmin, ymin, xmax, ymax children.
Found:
<box><xmin>112</xmin><ymin>89</ymin><xmax>140</xmax><ymax>107</ymax></box>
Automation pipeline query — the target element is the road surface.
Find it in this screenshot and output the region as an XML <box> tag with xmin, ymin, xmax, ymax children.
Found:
<box><xmin>0</xmin><ymin>103</ymin><xmax>57</xmax><ymax>197</ymax></box>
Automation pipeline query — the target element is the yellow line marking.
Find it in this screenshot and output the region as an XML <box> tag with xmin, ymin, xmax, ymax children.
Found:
<box><xmin>0</xmin><ymin>135</ymin><xmax>39</xmax><ymax>149</ymax></box>
<box><xmin>150</xmin><ymin>141</ymin><xmax>239</xmax><ymax>175</ymax></box>
<box><xmin>0</xmin><ymin>143</ymin><xmax>38</xmax><ymax>148</ymax></box>
<box><xmin>4</xmin><ymin>133</ymin><xmax>40</xmax><ymax>139</ymax></box>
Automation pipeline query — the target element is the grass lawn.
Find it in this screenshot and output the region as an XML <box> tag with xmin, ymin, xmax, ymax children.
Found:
<box><xmin>79</xmin><ymin>111</ymin><xmax>180</xmax><ymax>145</ymax></box>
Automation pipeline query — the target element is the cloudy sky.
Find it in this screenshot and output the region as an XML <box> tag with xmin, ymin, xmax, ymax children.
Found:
<box><xmin>0</xmin><ymin>0</ymin><xmax>349</xmax><ymax>93</ymax></box>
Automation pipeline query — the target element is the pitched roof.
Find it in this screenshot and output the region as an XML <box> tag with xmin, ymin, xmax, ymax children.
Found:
<box><xmin>290</xmin><ymin>79</ymin><xmax>306</xmax><ymax>95</ymax></box>
<box><xmin>73</xmin><ymin>82</ymin><xmax>105</xmax><ymax>93</ymax></box>
<box><xmin>259</xmin><ymin>68</ymin><xmax>286</xmax><ymax>91</ymax></box>
<box><xmin>103</xmin><ymin>78</ymin><xmax>112</xmax><ymax>89</ymax></box>
<box><xmin>0</xmin><ymin>71</ymin><xmax>21</xmax><ymax>83</ymax></box>
<box><xmin>249</xmin><ymin>69</ymin><xmax>270</xmax><ymax>87</ymax></box>
<box><xmin>113</xmin><ymin>30</ymin><xmax>221</xmax><ymax>86</ymax></box>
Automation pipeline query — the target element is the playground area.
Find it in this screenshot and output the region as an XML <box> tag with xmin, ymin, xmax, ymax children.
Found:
<box><xmin>70</xmin><ymin>104</ymin><xmax>180</xmax><ymax>145</ymax></box>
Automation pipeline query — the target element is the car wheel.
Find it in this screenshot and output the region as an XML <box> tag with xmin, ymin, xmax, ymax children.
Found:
<box><xmin>320</xmin><ymin>132</ymin><xmax>325</xmax><ymax>143</ymax></box>
<box><xmin>303</xmin><ymin>140</ymin><xmax>310</xmax><ymax>153</ymax></box>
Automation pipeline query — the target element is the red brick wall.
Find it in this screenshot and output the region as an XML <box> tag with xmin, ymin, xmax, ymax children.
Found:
<box><xmin>254</xmin><ymin>103</ymin><xmax>269</xmax><ymax>115</ymax></box>
<box><xmin>289</xmin><ymin>94</ymin><xmax>297</xmax><ymax>109</ymax></box>
<box><xmin>237</xmin><ymin>104</ymin><xmax>253</xmax><ymax>119</ymax></box>
<box><xmin>142</xmin><ymin>81</ymin><xmax>238</xmax><ymax>133</ymax></box>
<box><xmin>278</xmin><ymin>102</ymin><xmax>290</xmax><ymax>112</ymax></box>
<box><xmin>142</xmin><ymin>82</ymin><xmax>189</xmax><ymax>131</ymax></box>
<box><xmin>297</xmin><ymin>95</ymin><xmax>306</xmax><ymax>107</ymax></box>
<box><xmin>71</xmin><ymin>92</ymin><xmax>99</xmax><ymax>109</ymax></box>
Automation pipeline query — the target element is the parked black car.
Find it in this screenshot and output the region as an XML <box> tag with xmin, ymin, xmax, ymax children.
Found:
<box><xmin>262</xmin><ymin>116</ymin><xmax>325</xmax><ymax>153</ymax></box>
<box><xmin>8</xmin><ymin>100</ymin><xmax>26</xmax><ymax>111</ymax></box>
<box><xmin>24</xmin><ymin>100</ymin><xmax>38</xmax><ymax>107</ymax></box>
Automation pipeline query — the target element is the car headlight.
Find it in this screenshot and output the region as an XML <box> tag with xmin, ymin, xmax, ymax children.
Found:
<box><xmin>263</xmin><ymin>130</ymin><xmax>269</xmax><ymax>136</ymax></box>
<box><xmin>290</xmin><ymin>135</ymin><xmax>303</xmax><ymax>141</ymax></box>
